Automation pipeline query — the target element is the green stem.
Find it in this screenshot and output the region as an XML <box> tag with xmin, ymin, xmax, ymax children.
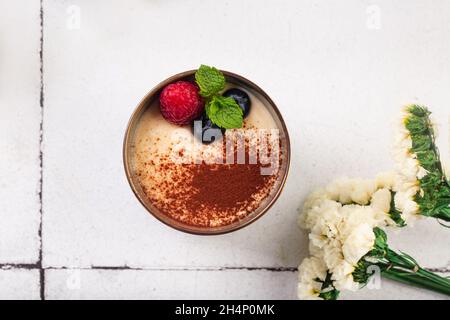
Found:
<box><xmin>373</xmin><ymin>238</ymin><xmax>450</xmax><ymax>296</ymax></box>
<box><xmin>369</xmin><ymin>227</ymin><xmax>450</xmax><ymax>297</ymax></box>
<box><xmin>434</xmin><ymin>207</ymin><xmax>450</xmax><ymax>222</ymax></box>
<box><xmin>417</xmin><ymin>268</ymin><xmax>450</xmax><ymax>289</ymax></box>
<box><xmin>385</xmin><ymin>249</ymin><xmax>416</xmax><ymax>270</ymax></box>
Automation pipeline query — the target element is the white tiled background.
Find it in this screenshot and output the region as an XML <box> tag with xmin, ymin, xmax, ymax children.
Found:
<box><xmin>1</xmin><ymin>0</ymin><xmax>449</xmax><ymax>300</ymax></box>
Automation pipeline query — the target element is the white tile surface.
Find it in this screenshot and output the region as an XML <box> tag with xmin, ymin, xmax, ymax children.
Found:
<box><xmin>386</xmin><ymin>219</ymin><xmax>450</xmax><ymax>269</ymax></box>
<box><xmin>45</xmin><ymin>269</ymin><xmax>297</xmax><ymax>300</ymax></box>
<box><xmin>0</xmin><ymin>1</ymin><xmax>41</xmax><ymax>263</ymax></box>
<box><xmin>45</xmin><ymin>269</ymin><xmax>449</xmax><ymax>300</ymax></box>
<box><xmin>0</xmin><ymin>269</ymin><xmax>40</xmax><ymax>300</ymax></box>
<box><xmin>42</xmin><ymin>0</ymin><xmax>450</xmax><ymax>272</ymax></box>
<box><xmin>42</xmin><ymin>0</ymin><xmax>304</xmax><ymax>268</ymax></box>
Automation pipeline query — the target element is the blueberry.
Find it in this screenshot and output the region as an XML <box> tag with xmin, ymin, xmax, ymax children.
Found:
<box><xmin>223</xmin><ymin>88</ymin><xmax>251</xmax><ymax>118</ymax></box>
<box><xmin>192</xmin><ymin>113</ymin><xmax>225</xmax><ymax>144</ymax></box>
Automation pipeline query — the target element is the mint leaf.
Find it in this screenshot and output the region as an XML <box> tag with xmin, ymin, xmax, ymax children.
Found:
<box><xmin>206</xmin><ymin>96</ymin><xmax>243</xmax><ymax>129</ymax></box>
<box><xmin>195</xmin><ymin>65</ymin><xmax>225</xmax><ymax>97</ymax></box>
<box><xmin>196</xmin><ymin>65</ymin><xmax>244</xmax><ymax>129</ymax></box>
<box><xmin>205</xmin><ymin>97</ymin><xmax>219</xmax><ymax>119</ymax></box>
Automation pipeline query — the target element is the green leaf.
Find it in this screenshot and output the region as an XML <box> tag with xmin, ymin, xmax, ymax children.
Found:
<box><xmin>205</xmin><ymin>97</ymin><xmax>220</xmax><ymax>119</ymax></box>
<box><xmin>206</xmin><ymin>96</ymin><xmax>243</xmax><ymax>129</ymax></box>
<box><xmin>369</xmin><ymin>227</ymin><xmax>389</xmax><ymax>258</ymax></box>
<box><xmin>352</xmin><ymin>260</ymin><xmax>372</xmax><ymax>284</ymax></box>
<box><xmin>388</xmin><ymin>191</ymin><xmax>406</xmax><ymax>227</ymax></box>
<box><xmin>195</xmin><ymin>65</ymin><xmax>225</xmax><ymax>97</ymax></box>
<box><xmin>318</xmin><ymin>288</ymin><xmax>340</xmax><ymax>300</ymax></box>
<box><xmin>318</xmin><ymin>272</ymin><xmax>340</xmax><ymax>300</ymax></box>
<box><xmin>373</xmin><ymin>227</ymin><xmax>387</xmax><ymax>244</ymax></box>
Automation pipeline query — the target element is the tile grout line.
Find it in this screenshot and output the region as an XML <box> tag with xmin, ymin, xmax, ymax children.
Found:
<box><xmin>0</xmin><ymin>265</ymin><xmax>299</xmax><ymax>272</ymax></box>
<box><xmin>0</xmin><ymin>264</ymin><xmax>447</xmax><ymax>273</ymax></box>
<box><xmin>38</xmin><ymin>0</ymin><xmax>45</xmax><ymax>301</ymax></box>
<box><xmin>48</xmin><ymin>266</ymin><xmax>300</xmax><ymax>272</ymax></box>
<box><xmin>1</xmin><ymin>262</ymin><xmax>448</xmax><ymax>273</ymax></box>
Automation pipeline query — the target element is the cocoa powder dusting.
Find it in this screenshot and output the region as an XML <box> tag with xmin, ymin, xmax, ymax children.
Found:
<box><xmin>189</xmin><ymin>162</ymin><xmax>270</xmax><ymax>210</ymax></box>
<box><xmin>136</xmin><ymin>136</ymin><xmax>281</xmax><ymax>228</ymax></box>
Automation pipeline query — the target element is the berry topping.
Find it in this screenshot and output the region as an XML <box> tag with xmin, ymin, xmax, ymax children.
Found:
<box><xmin>192</xmin><ymin>113</ymin><xmax>225</xmax><ymax>145</ymax></box>
<box><xmin>223</xmin><ymin>88</ymin><xmax>251</xmax><ymax>118</ymax></box>
<box><xmin>159</xmin><ymin>81</ymin><xmax>204</xmax><ymax>125</ymax></box>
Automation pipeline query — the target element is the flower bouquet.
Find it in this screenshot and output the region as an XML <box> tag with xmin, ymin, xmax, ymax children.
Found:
<box><xmin>297</xmin><ymin>105</ymin><xmax>450</xmax><ymax>300</ymax></box>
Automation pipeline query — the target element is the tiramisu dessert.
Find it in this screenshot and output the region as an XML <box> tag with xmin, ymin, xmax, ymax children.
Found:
<box><xmin>129</xmin><ymin>65</ymin><xmax>287</xmax><ymax>229</ymax></box>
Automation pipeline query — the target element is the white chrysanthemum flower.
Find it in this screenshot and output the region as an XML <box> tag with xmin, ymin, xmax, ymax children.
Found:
<box><xmin>298</xmin><ymin>189</ymin><xmax>329</xmax><ymax>229</ymax></box>
<box><xmin>309</xmin><ymin>241</ymin><xmax>324</xmax><ymax>259</ymax></box>
<box><xmin>375</xmin><ymin>172</ymin><xmax>396</xmax><ymax>189</ymax></box>
<box><xmin>371</xmin><ymin>188</ymin><xmax>391</xmax><ymax>213</ymax></box>
<box><xmin>393</xmin><ymin>117</ymin><xmax>411</xmax><ymax>149</ymax></box>
<box><xmin>392</xmin><ymin>113</ymin><xmax>424</xmax><ymax>181</ymax></box>
<box><xmin>322</xmin><ymin>240</ymin><xmax>343</xmax><ymax>270</ymax></box>
<box><xmin>309</xmin><ymin>217</ymin><xmax>338</xmax><ymax>249</ymax></box>
<box><xmin>310</xmin><ymin>209</ymin><xmax>340</xmax><ymax>234</ymax></box>
<box><xmin>331</xmin><ymin>260</ymin><xmax>358</xmax><ymax>291</ymax></box>
<box><xmin>337</xmin><ymin>205</ymin><xmax>378</xmax><ymax>241</ymax></box>
<box><xmin>325</xmin><ymin>178</ymin><xmax>353</xmax><ymax>204</ymax></box>
<box><xmin>326</xmin><ymin>177</ymin><xmax>377</xmax><ymax>205</ymax></box>
<box><xmin>301</xmin><ymin>189</ymin><xmax>328</xmax><ymax>212</ymax></box>
<box><xmin>298</xmin><ymin>281</ymin><xmax>324</xmax><ymax>300</ymax></box>
<box><xmin>370</xmin><ymin>188</ymin><xmax>397</xmax><ymax>226</ymax></box>
<box><xmin>393</xmin><ymin>107</ymin><xmax>431</xmax><ymax>181</ymax></box>
<box><xmin>298</xmin><ymin>256</ymin><xmax>327</xmax><ymax>284</ymax></box>
<box><xmin>351</xmin><ymin>179</ymin><xmax>376</xmax><ymax>205</ymax></box>
<box><xmin>393</xmin><ymin>131</ymin><xmax>412</xmax><ymax>151</ymax></box>
<box><xmin>399</xmin><ymin>156</ymin><xmax>420</xmax><ymax>180</ymax></box>
<box><xmin>342</xmin><ymin>223</ymin><xmax>375</xmax><ymax>266</ymax></box>
<box><xmin>416</xmin><ymin>166</ymin><xmax>428</xmax><ymax>179</ymax></box>
<box><xmin>300</xmin><ymin>198</ymin><xmax>342</xmax><ymax>231</ymax></box>
<box><xmin>394</xmin><ymin>188</ymin><xmax>420</xmax><ymax>223</ymax></box>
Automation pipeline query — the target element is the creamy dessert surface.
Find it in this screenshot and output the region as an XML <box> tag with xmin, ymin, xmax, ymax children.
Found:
<box><xmin>131</xmin><ymin>87</ymin><xmax>284</xmax><ymax>227</ymax></box>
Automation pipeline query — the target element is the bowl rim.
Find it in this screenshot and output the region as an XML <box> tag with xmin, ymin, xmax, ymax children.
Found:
<box><xmin>123</xmin><ymin>69</ymin><xmax>291</xmax><ymax>235</ymax></box>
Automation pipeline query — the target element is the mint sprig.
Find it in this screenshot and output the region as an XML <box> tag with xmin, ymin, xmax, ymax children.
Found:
<box><xmin>195</xmin><ymin>65</ymin><xmax>243</xmax><ymax>129</ymax></box>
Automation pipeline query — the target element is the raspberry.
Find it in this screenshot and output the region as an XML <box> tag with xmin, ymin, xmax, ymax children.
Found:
<box><xmin>159</xmin><ymin>81</ymin><xmax>204</xmax><ymax>125</ymax></box>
